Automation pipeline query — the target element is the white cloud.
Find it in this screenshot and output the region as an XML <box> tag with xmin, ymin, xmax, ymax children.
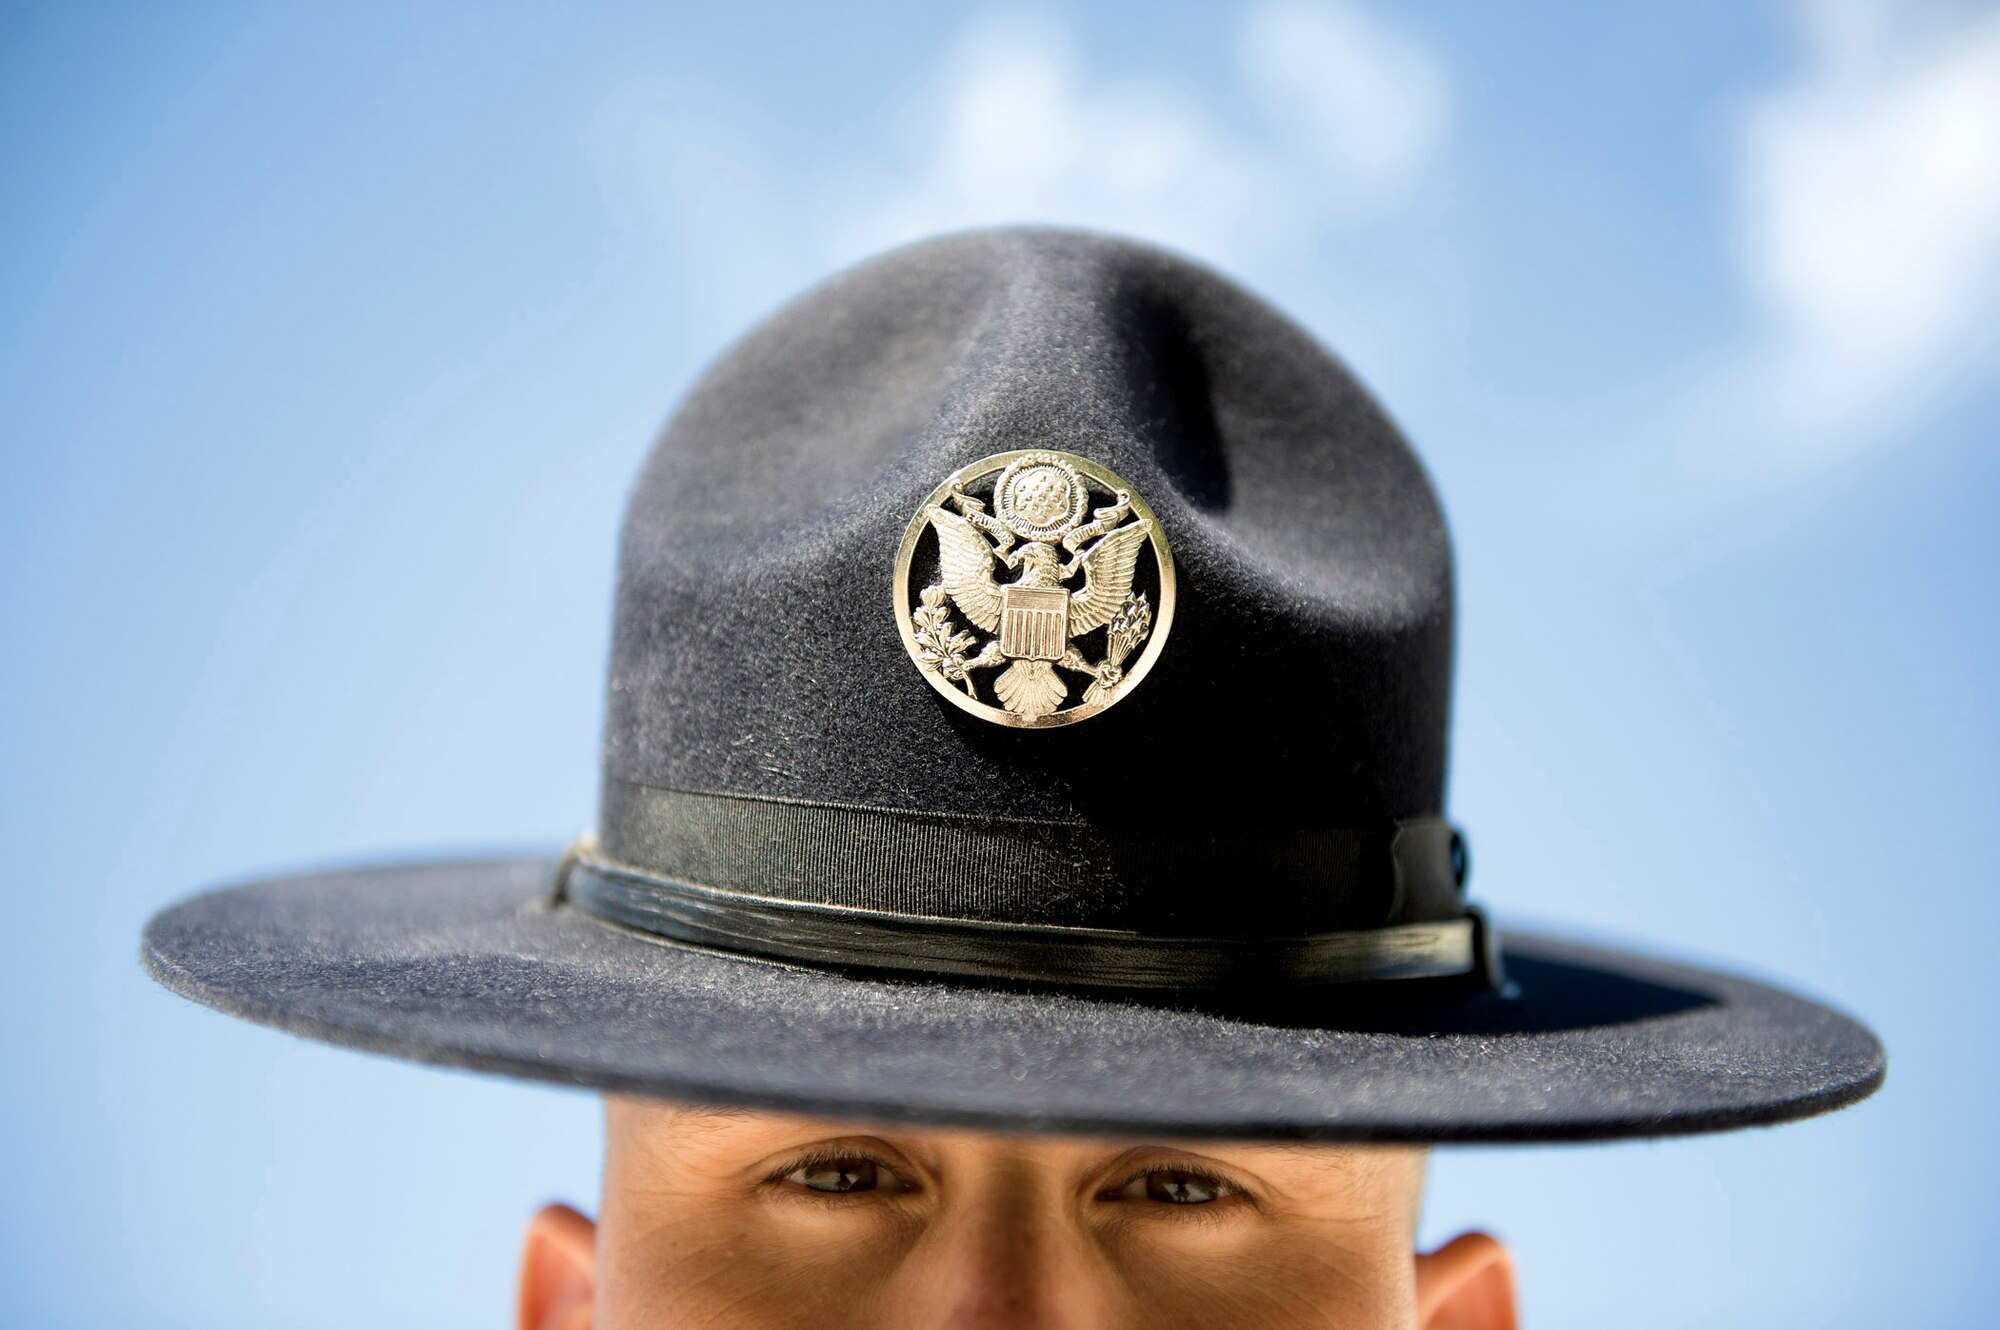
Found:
<box><xmin>829</xmin><ymin>15</ymin><xmax>1285</xmax><ymax>272</ymax></box>
<box><xmin>585</xmin><ymin>4</ymin><xmax>1448</xmax><ymax>400</ymax></box>
<box><xmin>1725</xmin><ymin>0</ymin><xmax>2000</xmax><ymax>469</ymax></box>
<box><xmin>829</xmin><ymin>3</ymin><xmax>1449</xmax><ymax>273</ymax></box>
<box><xmin>1241</xmin><ymin>0</ymin><xmax>1449</xmax><ymax>208</ymax></box>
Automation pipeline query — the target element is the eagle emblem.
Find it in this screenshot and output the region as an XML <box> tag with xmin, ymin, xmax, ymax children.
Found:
<box><xmin>893</xmin><ymin>451</ymin><xmax>1175</xmax><ymax>727</ymax></box>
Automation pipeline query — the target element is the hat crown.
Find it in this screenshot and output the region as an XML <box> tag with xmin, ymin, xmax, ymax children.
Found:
<box><xmin>601</xmin><ymin>228</ymin><xmax>1455</xmax><ymax>938</ymax></box>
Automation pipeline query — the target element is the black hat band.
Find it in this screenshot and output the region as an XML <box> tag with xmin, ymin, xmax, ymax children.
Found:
<box><xmin>558</xmin><ymin>845</ymin><xmax>1489</xmax><ymax>990</ymax></box>
<box><xmin>598</xmin><ymin>781</ymin><xmax>1470</xmax><ymax>930</ymax></box>
<box><xmin>558</xmin><ymin>781</ymin><xmax>1494</xmax><ymax>990</ymax></box>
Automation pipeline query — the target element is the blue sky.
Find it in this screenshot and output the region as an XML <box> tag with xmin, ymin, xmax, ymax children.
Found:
<box><xmin>3</xmin><ymin>2</ymin><xmax>1998</xmax><ymax>1326</ymax></box>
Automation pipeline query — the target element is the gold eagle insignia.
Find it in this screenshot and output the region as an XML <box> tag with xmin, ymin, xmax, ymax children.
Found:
<box><xmin>894</xmin><ymin>451</ymin><xmax>1176</xmax><ymax>727</ymax></box>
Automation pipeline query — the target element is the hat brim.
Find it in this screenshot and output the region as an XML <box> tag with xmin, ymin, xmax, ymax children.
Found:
<box><xmin>141</xmin><ymin>855</ymin><xmax>1883</xmax><ymax>1142</ymax></box>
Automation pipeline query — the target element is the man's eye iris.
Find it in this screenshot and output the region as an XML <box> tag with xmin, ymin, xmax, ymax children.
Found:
<box><xmin>1144</xmin><ymin>1169</ymin><xmax>1227</xmax><ymax>1204</ymax></box>
<box><xmin>791</xmin><ymin>1158</ymin><xmax>880</xmax><ymax>1193</ymax></box>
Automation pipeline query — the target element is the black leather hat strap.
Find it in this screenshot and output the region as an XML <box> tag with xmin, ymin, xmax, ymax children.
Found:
<box><xmin>557</xmin><ymin>838</ymin><xmax>1493</xmax><ymax>991</ymax></box>
<box><xmin>596</xmin><ymin>779</ymin><xmax>1469</xmax><ymax>933</ymax></box>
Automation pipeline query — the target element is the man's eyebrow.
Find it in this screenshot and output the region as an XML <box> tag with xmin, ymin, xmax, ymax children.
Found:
<box><xmin>1248</xmin><ymin>1140</ymin><xmax>1427</xmax><ymax>1183</ymax></box>
<box><xmin>608</xmin><ymin>1095</ymin><xmax>758</xmax><ymax>1137</ymax></box>
<box><xmin>662</xmin><ymin>1103</ymin><xmax>756</xmax><ymax>1129</ymax></box>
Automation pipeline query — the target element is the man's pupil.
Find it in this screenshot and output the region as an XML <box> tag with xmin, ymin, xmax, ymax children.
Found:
<box><xmin>1146</xmin><ymin>1170</ymin><xmax>1219</xmax><ymax>1204</ymax></box>
<box><xmin>803</xmin><ymin>1158</ymin><xmax>877</xmax><ymax>1192</ymax></box>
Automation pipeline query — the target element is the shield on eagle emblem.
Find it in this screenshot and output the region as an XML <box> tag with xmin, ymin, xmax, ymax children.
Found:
<box><xmin>1000</xmin><ymin>584</ymin><xmax>1069</xmax><ymax>661</ymax></box>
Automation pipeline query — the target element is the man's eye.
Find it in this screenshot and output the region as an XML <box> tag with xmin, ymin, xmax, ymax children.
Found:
<box><xmin>786</xmin><ymin>1157</ymin><xmax>887</xmax><ymax>1194</ymax></box>
<box><xmin>1111</xmin><ymin>1167</ymin><xmax>1237</xmax><ymax>1205</ymax></box>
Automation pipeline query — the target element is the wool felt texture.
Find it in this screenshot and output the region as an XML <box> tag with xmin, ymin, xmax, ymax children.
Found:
<box><xmin>606</xmin><ymin>227</ymin><xmax>1451</xmax><ymax>935</ymax></box>
<box><xmin>143</xmin><ymin>858</ymin><xmax>1884</xmax><ymax>1141</ymax></box>
<box><xmin>141</xmin><ymin>227</ymin><xmax>1885</xmax><ymax>1137</ymax></box>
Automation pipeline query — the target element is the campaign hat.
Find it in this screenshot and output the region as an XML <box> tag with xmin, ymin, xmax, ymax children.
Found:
<box><xmin>142</xmin><ymin>228</ymin><xmax>1883</xmax><ymax>1141</ymax></box>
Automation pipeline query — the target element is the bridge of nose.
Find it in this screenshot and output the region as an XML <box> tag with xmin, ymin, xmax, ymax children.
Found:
<box><xmin>908</xmin><ymin>1155</ymin><xmax>1115</xmax><ymax>1330</ymax></box>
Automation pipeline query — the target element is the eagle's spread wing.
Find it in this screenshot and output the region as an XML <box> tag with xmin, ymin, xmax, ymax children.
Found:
<box><xmin>1068</xmin><ymin>521</ymin><xmax>1151</xmax><ymax>633</ymax></box>
<box><xmin>927</xmin><ymin>507</ymin><xmax>1003</xmax><ymax>633</ymax></box>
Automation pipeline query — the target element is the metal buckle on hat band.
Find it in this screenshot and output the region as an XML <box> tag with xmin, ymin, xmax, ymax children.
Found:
<box><xmin>555</xmin><ymin>837</ymin><xmax>1494</xmax><ymax>992</ymax></box>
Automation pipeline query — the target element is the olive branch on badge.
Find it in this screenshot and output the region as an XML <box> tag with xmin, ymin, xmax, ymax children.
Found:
<box><xmin>910</xmin><ymin>585</ymin><xmax>986</xmax><ymax>692</ymax></box>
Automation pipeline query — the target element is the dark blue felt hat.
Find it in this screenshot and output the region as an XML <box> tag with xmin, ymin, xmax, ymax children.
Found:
<box><xmin>142</xmin><ymin>229</ymin><xmax>1883</xmax><ymax>1141</ymax></box>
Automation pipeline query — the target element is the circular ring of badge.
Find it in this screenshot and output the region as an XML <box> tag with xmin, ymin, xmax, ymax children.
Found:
<box><xmin>892</xmin><ymin>450</ymin><xmax>1176</xmax><ymax>729</ymax></box>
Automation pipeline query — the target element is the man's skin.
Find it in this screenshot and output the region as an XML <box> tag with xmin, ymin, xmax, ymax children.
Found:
<box><xmin>518</xmin><ymin>1096</ymin><xmax>1517</xmax><ymax>1329</ymax></box>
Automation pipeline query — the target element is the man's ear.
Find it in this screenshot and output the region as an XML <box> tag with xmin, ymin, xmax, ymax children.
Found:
<box><xmin>518</xmin><ymin>1203</ymin><xmax>597</xmax><ymax>1330</ymax></box>
<box><xmin>1413</xmin><ymin>1231</ymin><xmax>1517</xmax><ymax>1330</ymax></box>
